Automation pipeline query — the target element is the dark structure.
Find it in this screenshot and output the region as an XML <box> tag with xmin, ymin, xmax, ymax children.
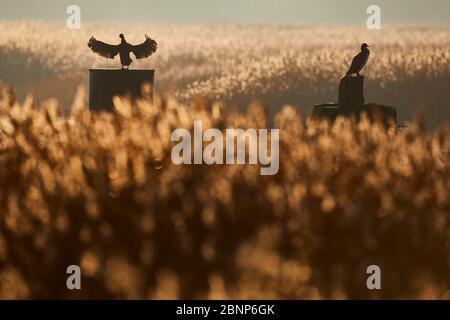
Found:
<box><xmin>88</xmin><ymin>34</ymin><xmax>157</xmax><ymax>69</ymax></box>
<box><xmin>339</xmin><ymin>76</ymin><xmax>365</xmax><ymax>106</ymax></box>
<box><xmin>312</xmin><ymin>76</ymin><xmax>397</xmax><ymax>125</ymax></box>
<box><xmin>89</xmin><ymin>69</ymin><xmax>154</xmax><ymax>111</ymax></box>
<box><xmin>313</xmin><ymin>43</ymin><xmax>396</xmax><ymax>125</ymax></box>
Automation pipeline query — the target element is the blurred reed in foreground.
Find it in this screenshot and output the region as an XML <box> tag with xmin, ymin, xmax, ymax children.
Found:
<box><xmin>0</xmin><ymin>87</ymin><xmax>449</xmax><ymax>299</ymax></box>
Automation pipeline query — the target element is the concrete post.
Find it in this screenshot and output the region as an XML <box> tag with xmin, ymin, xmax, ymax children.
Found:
<box><xmin>338</xmin><ymin>76</ymin><xmax>365</xmax><ymax>108</ymax></box>
<box><xmin>89</xmin><ymin>69</ymin><xmax>154</xmax><ymax>112</ymax></box>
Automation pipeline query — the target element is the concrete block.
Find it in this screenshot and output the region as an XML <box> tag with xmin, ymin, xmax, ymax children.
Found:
<box><xmin>89</xmin><ymin>69</ymin><xmax>154</xmax><ymax>111</ymax></box>
<box><xmin>339</xmin><ymin>76</ymin><xmax>365</xmax><ymax>107</ymax></box>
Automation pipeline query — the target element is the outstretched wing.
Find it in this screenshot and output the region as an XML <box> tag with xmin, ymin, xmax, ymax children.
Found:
<box><xmin>87</xmin><ymin>37</ymin><xmax>119</xmax><ymax>59</ymax></box>
<box><xmin>131</xmin><ymin>35</ymin><xmax>157</xmax><ymax>59</ymax></box>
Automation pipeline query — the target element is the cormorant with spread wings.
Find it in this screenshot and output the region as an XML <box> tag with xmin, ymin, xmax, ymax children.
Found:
<box><xmin>88</xmin><ymin>34</ymin><xmax>157</xmax><ymax>69</ymax></box>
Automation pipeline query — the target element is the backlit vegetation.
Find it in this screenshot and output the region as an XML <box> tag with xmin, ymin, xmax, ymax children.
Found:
<box><xmin>0</xmin><ymin>87</ymin><xmax>449</xmax><ymax>299</ymax></box>
<box><xmin>1</xmin><ymin>22</ymin><xmax>450</xmax><ymax>126</ymax></box>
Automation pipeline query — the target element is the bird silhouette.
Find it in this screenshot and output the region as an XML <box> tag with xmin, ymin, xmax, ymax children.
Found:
<box><xmin>88</xmin><ymin>34</ymin><xmax>157</xmax><ymax>69</ymax></box>
<box><xmin>346</xmin><ymin>43</ymin><xmax>370</xmax><ymax>77</ymax></box>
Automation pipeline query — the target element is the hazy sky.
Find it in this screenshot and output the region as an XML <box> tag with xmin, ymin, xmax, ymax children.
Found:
<box><xmin>1</xmin><ymin>0</ymin><xmax>450</xmax><ymax>25</ymax></box>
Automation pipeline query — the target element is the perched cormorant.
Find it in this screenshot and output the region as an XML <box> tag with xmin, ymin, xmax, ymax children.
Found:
<box><xmin>346</xmin><ymin>43</ymin><xmax>370</xmax><ymax>77</ymax></box>
<box><xmin>88</xmin><ymin>34</ymin><xmax>157</xmax><ymax>69</ymax></box>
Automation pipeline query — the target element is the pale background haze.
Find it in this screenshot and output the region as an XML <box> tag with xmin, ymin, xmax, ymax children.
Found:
<box><xmin>1</xmin><ymin>0</ymin><xmax>449</xmax><ymax>24</ymax></box>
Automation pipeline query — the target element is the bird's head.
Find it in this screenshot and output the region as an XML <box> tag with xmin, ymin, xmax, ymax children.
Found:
<box><xmin>361</xmin><ymin>43</ymin><xmax>370</xmax><ymax>51</ymax></box>
<box><xmin>119</xmin><ymin>34</ymin><xmax>125</xmax><ymax>40</ymax></box>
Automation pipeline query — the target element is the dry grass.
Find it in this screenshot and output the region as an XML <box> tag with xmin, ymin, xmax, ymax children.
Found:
<box><xmin>0</xmin><ymin>86</ymin><xmax>449</xmax><ymax>299</ymax></box>
<box><xmin>1</xmin><ymin>22</ymin><xmax>450</xmax><ymax>126</ymax></box>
